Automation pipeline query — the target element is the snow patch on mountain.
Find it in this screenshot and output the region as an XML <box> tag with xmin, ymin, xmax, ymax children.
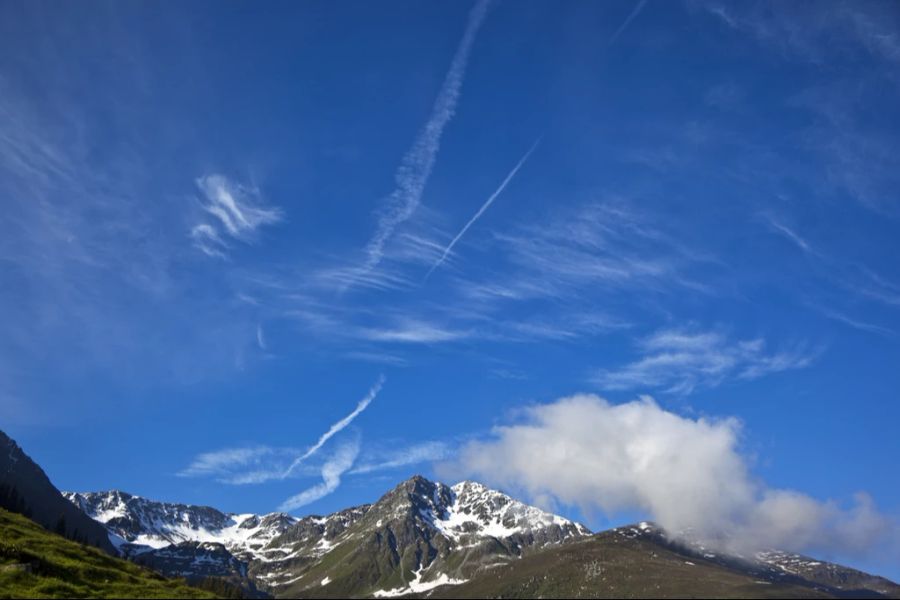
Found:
<box><xmin>433</xmin><ymin>480</ymin><xmax>589</xmax><ymax>541</ymax></box>
<box><xmin>373</xmin><ymin>566</ymin><xmax>467</xmax><ymax>598</ymax></box>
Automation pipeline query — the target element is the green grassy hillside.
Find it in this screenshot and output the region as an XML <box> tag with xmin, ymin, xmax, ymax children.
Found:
<box><xmin>0</xmin><ymin>507</ymin><xmax>219</xmax><ymax>599</ymax></box>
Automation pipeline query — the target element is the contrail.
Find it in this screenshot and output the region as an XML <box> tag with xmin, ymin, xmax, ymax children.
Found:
<box><xmin>426</xmin><ymin>139</ymin><xmax>540</xmax><ymax>278</ymax></box>
<box><xmin>281</xmin><ymin>375</ymin><xmax>385</xmax><ymax>478</ymax></box>
<box><xmin>608</xmin><ymin>0</ymin><xmax>647</xmax><ymax>46</ymax></box>
<box><xmin>279</xmin><ymin>438</ymin><xmax>360</xmax><ymax>511</ymax></box>
<box><xmin>359</xmin><ymin>0</ymin><xmax>492</xmax><ymax>279</ymax></box>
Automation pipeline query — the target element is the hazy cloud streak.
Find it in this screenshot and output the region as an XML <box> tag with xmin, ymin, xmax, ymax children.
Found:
<box><xmin>359</xmin><ymin>0</ymin><xmax>491</xmax><ymax>276</ymax></box>
<box><xmin>279</xmin><ymin>439</ymin><xmax>360</xmax><ymax>511</ymax></box>
<box><xmin>609</xmin><ymin>0</ymin><xmax>648</xmax><ymax>45</ymax></box>
<box><xmin>350</xmin><ymin>441</ymin><xmax>450</xmax><ymax>475</ymax></box>
<box><xmin>192</xmin><ymin>174</ymin><xmax>282</xmax><ymax>258</ymax></box>
<box><xmin>593</xmin><ymin>328</ymin><xmax>818</xmax><ymax>395</ymax></box>
<box><xmin>282</xmin><ymin>375</ymin><xmax>385</xmax><ymax>478</ymax></box>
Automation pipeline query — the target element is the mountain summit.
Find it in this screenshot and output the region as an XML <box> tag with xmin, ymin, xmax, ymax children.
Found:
<box><xmin>66</xmin><ymin>474</ymin><xmax>589</xmax><ymax>597</ymax></box>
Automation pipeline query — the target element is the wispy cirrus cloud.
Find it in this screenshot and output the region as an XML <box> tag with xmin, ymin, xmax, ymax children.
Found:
<box><xmin>177</xmin><ymin>377</ymin><xmax>451</xmax><ymax>510</ymax></box>
<box><xmin>811</xmin><ymin>305</ymin><xmax>894</xmax><ymax>338</ymax></box>
<box><xmin>356</xmin><ymin>0</ymin><xmax>491</xmax><ymax>280</ymax></box>
<box><xmin>763</xmin><ymin>216</ymin><xmax>813</xmax><ymax>255</ymax></box>
<box><xmin>251</xmin><ymin>199</ymin><xmax>707</xmax><ymax>362</ymax></box>
<box><xmin>356</xmin><ymin>320</ymin><xmax>472</xmax><ymax>344</ymax></box>
<box><xmin>349</xmin><ymin>441</ymin><xmax>450</xmax><ymax>475</ymax></box>
<box><xmin>760</xmin><ymin>216</ymin><xmax>900</xmax><ymax>334</ymax></box>
<box><xmin>456</xmin><ymin>201</ymin><xmax>713</xmax><ymax>306</ymax></box>
<box><xmin>0</xmin><ymin>69</ymin><xmax>273</xmax><ymax>417</ymax></box>
<box><xmin>593</xmin><ymin>328</ymin><xmax>819</xmax><ymax>395</ymax></box>
<box><xmin>701</xmin><ymin>0</ymin><xmax>900</xmax><ymax>65</ymax></box>
<box><xmin>701</xmin><ymin>1</ymin><xmax>900</xmax><ymax>218</ymax></box>
<box><xmin>177</xmin><ymin>446</ymin><xmax>299</xmax><ymax>483</ymax></box>
<box><xmin>178</xmin><ymin>377</ymin><xmax>383</xmax><ymax>504</ymax></box>
<box><xmin>192</xmin><ymin>174</ymin><xmax>283</xmax><ymax>258</ymax></box>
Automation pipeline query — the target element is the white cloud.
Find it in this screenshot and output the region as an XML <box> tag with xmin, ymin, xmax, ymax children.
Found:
<box><xmin>358</xmin><ymin>0</ymin><xmax>491</xmax><ymax>277</ymax></box>
<box><xmin>701</xmin><ymin>1</ymin><xmax>900</xmax><ymax>65</ymax></box>
<box><xmin>445</xmin><ymin>394</ymin><xmax>898</xmax><ymax>559</ymax></box>
<box><xmin>0</xmin><ymin>77</ymin><xmax>272</xmax><ymax>412</ymax></box>
<box><xmin>178</xmin><ymin>376</ymin><xmax>384</xmax><ymax>486</ymax></box>
<box><xmin>192</xmin><ymin>174</ymin><xmax>282</xmax><ymax>257</ymax></box>
<box><xmin>356</xmin><ymin>320</ymin><xmax>472</xmax><ymax>344</ymax></box>
<box><xmin>343</xmin><ymin>351</ymin><xmax>409</xmax><ymax>367</ymax></box>
<box><xmin>757</xmin><ymin>217</ymin><xmax>899</xmax><ymax>335</ymax></box>
<box><xmin>467</xmin><ymin>202</ymin><xmax>710</xmax><ymax>305</ymax></box>
<box><xmin>279</xmin><ymin>438</ymin><xmax>360</xmax><ymax>511</ymax></box>
<box><xmin>764</xmin><ymin>216</ymin><xmax>813</xmax><ymax>254</ymax></box>
<box><xmin>593</xmin><ymin>328</ymin><xmax>818</xmax><ymax>394</ymax></box>
<box><xmin>350</xmin><ymin>441</ymin><xmax>450</xmax><ymax>475</ymax></box>
<box><xmin>190</xmin><ymin>224</ymin><xmax>228</xmax><ymax>259</ymax></box>
<box><xmin>813</xmin><ymin>305</ymin><xmax>895</xmax><ymax>338</ymax></box>
<box><xmin>177</xmin><ymin>446</ymin><xmax>295</xmax><ymax>482</ymax></box>
<box><xmin>256</xmin><ymin>324</ymin><xmax>267</xmax><ymax>350</ymax></box>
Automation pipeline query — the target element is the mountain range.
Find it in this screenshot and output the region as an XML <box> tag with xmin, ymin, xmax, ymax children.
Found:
<box><xmin>66</xmin><ymin>478</ymin><xmax>899</xmax><ymax>599</ymax></box>
<box><xmin>2</xmin><ymin>429</ymin><xmax>898</xmax><ymax>598</ymax></box>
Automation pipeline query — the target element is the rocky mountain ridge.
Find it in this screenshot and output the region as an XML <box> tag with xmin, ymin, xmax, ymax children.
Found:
<box><xmin>66</xmin><ymin>475</ymin><xmax>590</xmax><ymax>597</ymax></box>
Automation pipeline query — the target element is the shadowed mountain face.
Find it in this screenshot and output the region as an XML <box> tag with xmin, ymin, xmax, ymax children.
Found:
<box><xmin>131</xmin><ymin>541</ymin><xmax>267</xmax><ymax>598</ymax></box>
<box><xmin>271</xmin><ymin>475</ymin><xmax>590</xmax><ymax>597</ymax></box>
<box><xmin>0</xmin><ymin>431</ymin><xmax>115</xmax><ymax>554</ymax></box>
<box><xmin>428</xmin><ymin>524</ymin><xmax>900</xmax><ymax>600</ymax></box>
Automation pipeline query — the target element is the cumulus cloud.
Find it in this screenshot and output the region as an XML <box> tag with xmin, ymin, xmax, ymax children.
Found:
<box><xmin>192</xmin><ymin>174</ymin><xmax>282</xmax><ymax>257</ymax></box>
<box><xmin>444</xmin><ymin>394</ymin><xmax>897</xmax><ymax>559</ymax></box>
<box><xmin>279</xmin><ymin>438</ymin><xmax>360</xmax><ymax>512</ymax></box>
<box><xmin>593</xmin><ymin>328</ymin><xmax>818</xmax><ymax>394</ymax></box>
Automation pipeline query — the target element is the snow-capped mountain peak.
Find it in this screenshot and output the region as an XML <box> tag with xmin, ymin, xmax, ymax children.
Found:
<box><xmin>63</xmin><ymin>490</ymin><xmax>297</xmax><ymax>560</ymax></box>
<box><xmin>439</xmin><ymin>480</ymin><xmax>591</xmax><ymax>540</ymax></box>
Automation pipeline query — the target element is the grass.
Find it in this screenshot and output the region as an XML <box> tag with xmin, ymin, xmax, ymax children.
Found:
<box><xmin>0</xmin><ymin>507</ymin><xmax>219</xmax><ymax>599</ymax></box>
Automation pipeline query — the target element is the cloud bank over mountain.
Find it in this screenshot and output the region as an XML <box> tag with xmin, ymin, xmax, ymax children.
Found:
<box><xmin>446</xmin><ymin>394</ymin><xmax>898</xmax><ymax>561</ymax></box>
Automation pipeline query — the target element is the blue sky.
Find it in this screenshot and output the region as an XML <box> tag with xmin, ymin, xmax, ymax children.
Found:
<box><xmin>2</xmin><ymin>0</ymin><xmax>899</xmax><ymax>578</ymax></box>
